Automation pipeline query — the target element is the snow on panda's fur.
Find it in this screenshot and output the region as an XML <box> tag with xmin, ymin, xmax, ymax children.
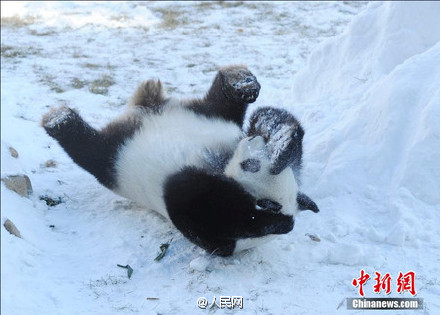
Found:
<box><xmin>42</xmin><ymin>65</ymin><xmax>318</xmax><ymax>256</ymax></box>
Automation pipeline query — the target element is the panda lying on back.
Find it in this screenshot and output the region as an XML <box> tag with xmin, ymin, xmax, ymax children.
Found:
<box><xmin>42</xmin><ymin>66</ymin><xmax>319</xmax><ymax>256</ymax></box>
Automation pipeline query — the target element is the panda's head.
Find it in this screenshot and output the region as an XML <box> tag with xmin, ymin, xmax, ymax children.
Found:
<box><xmin>225</xmin><ymin>136</ymin><xmax>299</xmax><ymax>218</ymax></box>
<box><xmin>164</xmin><ymin>136</ymin><xmax>299</xmax><ymax>256</ymax></box>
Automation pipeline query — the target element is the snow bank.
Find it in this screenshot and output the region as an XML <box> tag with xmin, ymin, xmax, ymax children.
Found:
<box><xmin>293</xmin><ymin>2</ymin><xmax>440</xmax><ymax>206</ymax></box>
<box><xmin>0</xmin><ymin>1</ymin><xmax>159</xmax><ymax>30</ymax></box>
<box><xmin>293</xmin><ymin>1</ymin><xmax>440</xmax><ymax>102</ymax></box>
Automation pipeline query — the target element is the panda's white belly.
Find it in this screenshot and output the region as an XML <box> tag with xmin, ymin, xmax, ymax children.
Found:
<box><xmin>114</xmin><ymin>106</ymin><xmax>241</xmax><ymax>219</ymax></box>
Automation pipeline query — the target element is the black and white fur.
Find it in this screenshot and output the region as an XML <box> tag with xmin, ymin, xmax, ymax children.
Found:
<box><xmin>42</xmin><ymin>65</ymin><xmax>318</xmax><ymax>256</ymax></box>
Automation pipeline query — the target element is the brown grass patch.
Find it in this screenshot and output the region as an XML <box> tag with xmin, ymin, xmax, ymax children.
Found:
<box><xmin>71</xmin><ymin>78</ymin><xmax>87</xmax><ymax>89</ymax></box>
<box><xmin>88</xmin><ymin>74</ymin><xmax>115</xmax><ymax>95</ymax></box>
<box><xmin>1</xmin><ymin>45</ymin><xmax>42</xmax><ymax>58</ymax></box>
<box><xmin>152</xmin><ymin>7</ymin><xmax>189</xmax><ymax>29</ymax></box>
<box><xmin>40</xmin><ymin>74</ymin><xmax>65</xmax><ymax>93</ymax></box>
<box><xmin>1</xmin><ymin>16</ymin><xmax>36</xmax><ymax>28</ymax></box>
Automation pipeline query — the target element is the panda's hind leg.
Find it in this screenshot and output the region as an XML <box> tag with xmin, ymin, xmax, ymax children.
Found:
<box><xmin>129</xmin><ymin>79</ymin><xmax>167</xmax><ymax>113</ymax></box>
<box><xmin>186</xmin><ymin>66</ymin><xmax>260</xmax><ymax>127</ymax></box>
<box><xmin>216</xmin><ymin>65</ymin><xmax>261</xmax><ymax>104</ymax></box>
<box><xmin>42</xmin><ymin>106</ymin><xmax>124</xmax><ymax>189</ymax></box>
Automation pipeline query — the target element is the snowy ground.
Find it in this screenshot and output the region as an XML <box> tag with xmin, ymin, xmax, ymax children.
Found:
<box><xmin>2</xmin><ymin>1</ymin><xmax>439</xmax><ymax>314</ymax></box>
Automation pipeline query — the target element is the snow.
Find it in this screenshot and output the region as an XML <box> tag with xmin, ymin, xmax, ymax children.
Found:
<box><xmin>292</xmin><ymin>1</ymin><xmax>440</xmax><ymax>103</ymax></box>
<box><xmin>2</xmin><ymin>1</ymin><xmax>439</xmax><ymax>315</ymax></box>
<box><xmin>190</xmin><ymin>256</ymin><xmax>211</xmax><ymax>272</ymax></box>
<box><xmin>1</xmin><ymin>1</ymin><xmax>159</xmax><ymax>30</ymax></box>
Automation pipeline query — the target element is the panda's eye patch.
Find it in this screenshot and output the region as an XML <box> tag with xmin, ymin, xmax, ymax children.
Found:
<box><xmin>240</xmin><ymin>158</ymin><xmax>261</xmax><ymax>173</ymax></box>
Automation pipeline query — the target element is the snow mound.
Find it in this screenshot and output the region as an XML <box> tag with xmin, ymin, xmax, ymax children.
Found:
<box><xmin>293</xmin><ymin>2</ymin><xmax>440</xmax><ymax>206</ymax></box>
<box><xmin>293</xmin><ymin>1</ymin><xmax>440</xmax><ymax>102</ymax></box>
<box><xmin>0</xmin><ymin>1</ymin><xmax>159</xmax><ymax>30</ymax></box>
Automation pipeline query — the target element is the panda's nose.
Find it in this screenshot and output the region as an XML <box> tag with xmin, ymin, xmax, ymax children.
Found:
<box><xmin>269</xmin><ymin>217</ymin><xmax>294</xmax><ymax>234</ymax></box>
<box><xmin>256</xmin><ymin>199</ymin><xmax>282</xmax><ymax>214</ymax></box>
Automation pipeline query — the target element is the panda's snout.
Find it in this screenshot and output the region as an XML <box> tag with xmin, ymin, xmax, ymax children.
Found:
<box><xmin>270</xmin><ymin>217</ymin><xmax>294</xmax><ymax>234</ymax></box>
<box><xmin>256</xmin><ymin>199</ymin><xmax>282</xmax><ymax>214</ymax></box>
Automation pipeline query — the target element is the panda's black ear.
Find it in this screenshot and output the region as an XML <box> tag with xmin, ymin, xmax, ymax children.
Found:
<box><xmin>297</xmin><ymin>192</ymin><xmax>319</xmax><ymax>213</ymax></box>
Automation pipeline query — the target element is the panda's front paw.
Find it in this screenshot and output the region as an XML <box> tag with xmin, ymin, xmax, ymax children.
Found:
<box><xmin>221</xmin><ymin>66</ymin><xmax>261</xmax><ymax>103</ymax></box>
<box><xmin>247</xmin><ymin>107</ymin><xmax>305</xmax><ymax>175</ymax></box>
<box><xmin>41</xmin><ymin>106</ymin><xmax>79</xmax><ymax>137</ymax></box>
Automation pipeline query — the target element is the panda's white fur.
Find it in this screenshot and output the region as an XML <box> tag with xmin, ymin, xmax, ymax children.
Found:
<box><xmin>225</xmin><ymin>136</ymin><xmax>299</xmax><ymax>253</ymax></box>
<box><xmin>225</xmin><ymin>136</ymin><xmax>299</xmax><ymax>217</ymax></box>
<box><xmin>115</xmin><ymin>104</ymin><xmax>242</xmax><ymax>219</ymax></box>
<box><xmin>115</xmin><ymin>104</ymin><xmax>299</xmax><ymax>222</ymax></box>
<box><xmin>112</xmin><ymin>103</ymin><xmax>300</xmax><ymax>254</ymax></box>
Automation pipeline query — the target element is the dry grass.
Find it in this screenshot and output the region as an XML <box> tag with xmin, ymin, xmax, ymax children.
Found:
<box><xmin>71</xmin><ymin>78</ymin><xmax>87</xmax><ymax>89</ymax></box>
<box><xmin>82</xmin><ymin>63</ymin><xmax>102</xmax><ymax>69</ymax></box>
<box><xmin>72</xmin><ymin>50</ymin><xmax>88</xmax><ymax>59</ymax></box>
<box><xmin>152</xmin><ymin>7</ymin><xmax>189</xmax><ymax>29</ymax></box>
<box><xmin>29</xmin><ymin>29</ymin><xmax>57</xmax><ymax>36</ymax></box>
<box><xmin>40</xmin><ymin>74</ymin><xmax>65</xmax><ymax>93</ymax></box>
<box><xmin>197</xmin><ymin>1</ymin><xmax>245</xmax><ymax>9</ymax></box>
<box><xmin>1</xmin><ymin>45</ymin><xmax>41</xmax><ymax>58</ymax></box>
<box><xmin>197</xmin><ymin>2</ymin><xmax>215</xmax><ymax>10</ymax></box>
<box><xmin>216</xmin><ymin>1</ymin><xmax>244</xmax><ymax>8</ymax></box>
<box><xmin>1</xmin><ymin>16</ymin><xmax>36</xmax><ymax>28</ymax></box>
<box><xmin>1</xmin><ymin>45</ymin><xmax>26</xmax><ymax>58</ymax></box>
<box><xmin>81</xmin><ymin>62</ymin><xmax>116</xmax><ymax>70</ymax></box>
<box><xmin>88</xmin><ymin>74</ymin><xmax>115</xmax><ymax>95</ymax></box>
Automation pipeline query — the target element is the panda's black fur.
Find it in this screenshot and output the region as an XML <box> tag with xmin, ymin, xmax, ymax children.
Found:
<box><xmin>165</xmin><ymin>167</ymin><xmax>294</xmax><ymax>256</ymax></box>
<box><xmin>42</xmin><ymin>65</ymin><xmax>318</xmax><ymax>256</ymax></box>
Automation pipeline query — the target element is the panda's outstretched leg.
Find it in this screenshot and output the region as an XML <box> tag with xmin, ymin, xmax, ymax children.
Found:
<box><xmin>128</xmin><ymin>66</ymin><xmax>260</xmax><ymax>127</ymax></box>
<box><xmin>42</xmin><ymin>106</ymin><xmax>128</xmax><ymax>189</ymax></box>
<box><xmin>215</xmin><ymin>65</ymin><xmax>261</xmax><ymax>104</ymax></box>
<box><xmin>187</xmin><ymin>65</ymin><xmax>261</xmax><ymax>127</ymax></box>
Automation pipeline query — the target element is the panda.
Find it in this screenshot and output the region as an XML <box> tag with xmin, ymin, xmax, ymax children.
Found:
<box><xmin>42</xmin><ymin>65</ymin><xmax>319</xmax><ymax>256</ymax></box>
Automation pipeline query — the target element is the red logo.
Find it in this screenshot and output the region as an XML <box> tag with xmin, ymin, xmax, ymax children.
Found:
<box><xmin>352</xmin><ymin>270</ymin><xmax>416</xmax><ymax>297</ymax></box>
<box><xmin>352</xmin><ymin>269</ymin><xmax>370</xmax><ymax>297</ymax></box>
<box><xmin>397</xmin><ymin>271</ymin><xmax>416</xmax><ymax>296</ymax></box>
<box><xmin>373</xmin><ymin>272</ymin><xmax>392</xmax><ymax>295</ymax></box>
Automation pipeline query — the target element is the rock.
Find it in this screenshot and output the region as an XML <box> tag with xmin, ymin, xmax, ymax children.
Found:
<box><xmin>4</xmin><ymin>219</ymin><xmax>21</xmax><ymax>238</ymax></box>
<box><xmin>8</xmin><ymin>147</ymin><xmax>19</xmax><ymax>158</ymax></box>
<box><xmin>306</xmin><ymin>233</ymin><xmax>321</xmax><ymax>242</ymax></box>
<box><xmin>1</xmin><ymin>175</ymin><xmax>33</xmax><ymax>198</ymax></box>
<box><xmin>45</xmin><ymin>159</ymin><xmax>57</xmax><ymax>168</ymax></box>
